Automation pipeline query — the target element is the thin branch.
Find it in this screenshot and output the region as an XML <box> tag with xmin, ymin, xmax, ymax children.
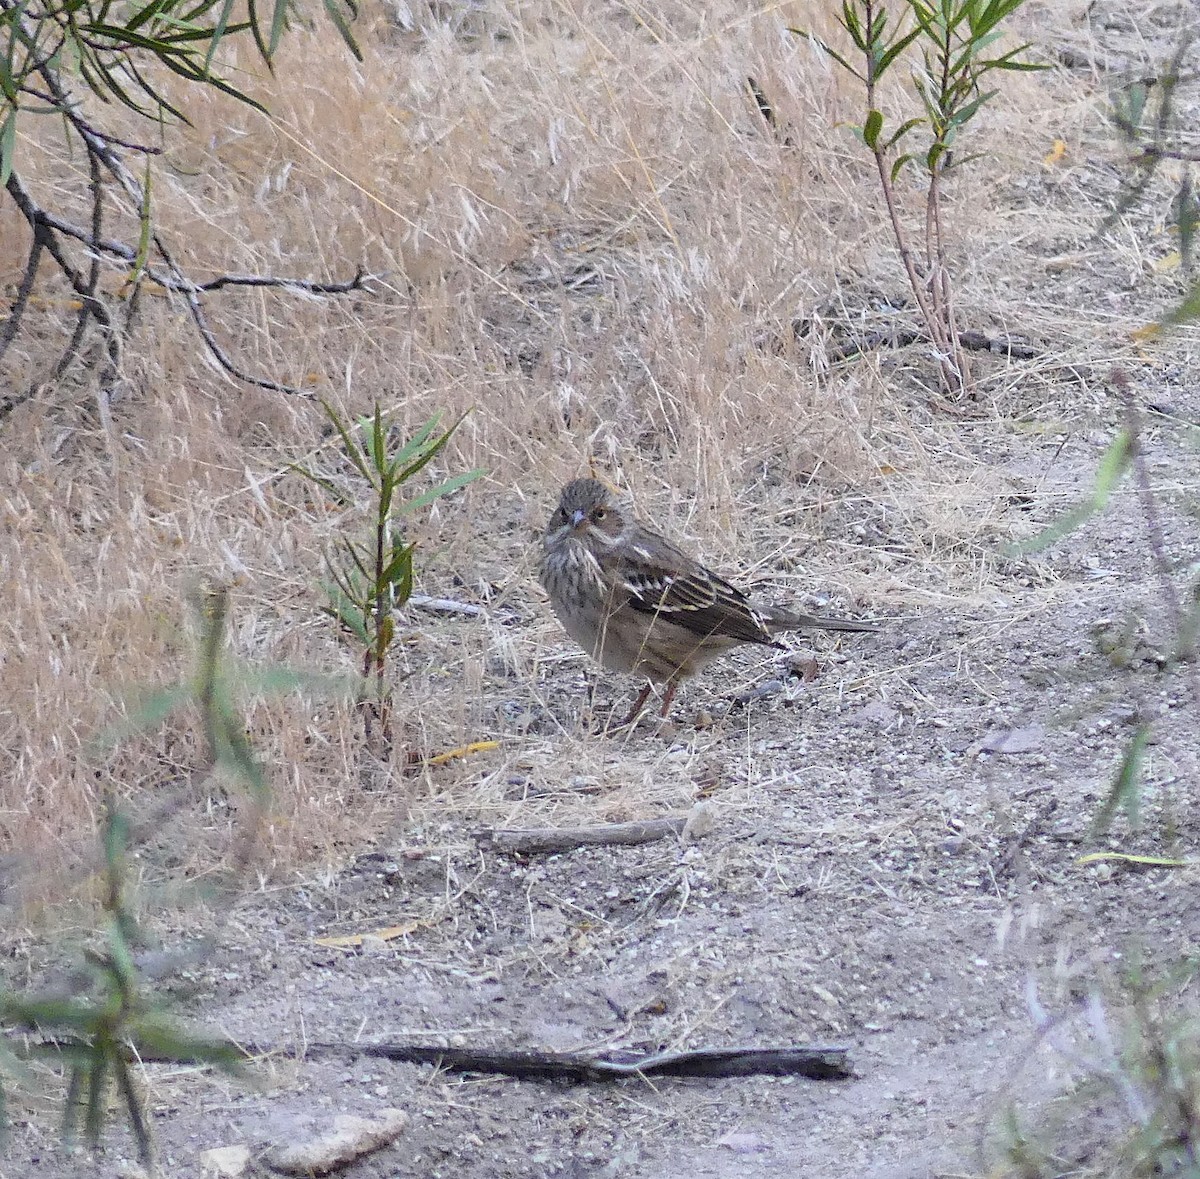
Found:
<box><xmin>154</xmin><ymin>236</ymin><xmax>313</xmax><ymax>395</ymax></box>
<box><xmin>3</xmin><ymin>200</ymin><xmax>375</xmax><ymax>298</ymax></box>
<box><xmin>194</xmin><ymin>267</ymin><xmax>375</xmax><ymax>294</ymax></box>
<box><xmin>5</xmin><ymin>171</ymin><xmax>114</xmax><ymax>332</ymax></box>
<box><xmin>53</xmin><ymin>147</ymin><xmax>106</xmax><ymax>381</ymax></box>
<box><xmin>0</xmin><ymin>223</ymin><xmax>47</xmax><ymax>361</ymax></box>
<box><xmin>1113</xmin><ymin>367</ymin><xmax>1200</xmax><ymax>711</ymax></box>
<box><xmin>21</xmin><ymin>87</ymin><xmax>164</xmax><ymax>155</ymax></box>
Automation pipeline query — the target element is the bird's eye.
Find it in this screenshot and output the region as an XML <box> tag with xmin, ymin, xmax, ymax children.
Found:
<box><xmin>593</xmin><ymin>507</ymin><xmax>607</xmax><ymax>522</ymax></box>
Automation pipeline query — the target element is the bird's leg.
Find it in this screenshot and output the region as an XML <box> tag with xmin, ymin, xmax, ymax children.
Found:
<box><xmin>618</xmin><ymin>681</ymin><xmax>655</xmax><ymax>728</ymax></box>
<box><xmin>659</xmin><ymin>680</ymin><xmax>679</xmax><ymax>717</ymax></box>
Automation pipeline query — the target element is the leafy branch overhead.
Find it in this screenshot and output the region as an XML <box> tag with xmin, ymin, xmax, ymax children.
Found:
<box><xmin>0</xmin><ymin>0</ymin><xmax>366</xmax><ymax>409</ymax></box>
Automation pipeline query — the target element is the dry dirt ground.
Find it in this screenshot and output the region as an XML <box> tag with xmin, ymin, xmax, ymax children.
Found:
<box><xmin>5</xmin><ymin>1</ymin><xmax>1200</xmax><ymax>1177</ymax></box>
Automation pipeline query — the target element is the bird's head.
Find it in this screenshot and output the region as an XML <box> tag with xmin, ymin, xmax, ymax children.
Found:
<box><xmin>545</xmin><ymin>478</ymin><xmax>627</xmax><ymax>551</ymax></box>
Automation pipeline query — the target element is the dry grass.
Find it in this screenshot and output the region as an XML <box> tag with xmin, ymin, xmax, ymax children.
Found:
<box><xmin>0</xmin><ymin>0</ymin><xmax>1171</xmax><ymax>894</ymax></box>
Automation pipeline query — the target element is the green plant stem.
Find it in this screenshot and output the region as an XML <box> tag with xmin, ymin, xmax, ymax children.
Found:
<box><xmin>860</xmin><ymin>0</ymin><xmax>963</xmax><ymax>395</ymax></box>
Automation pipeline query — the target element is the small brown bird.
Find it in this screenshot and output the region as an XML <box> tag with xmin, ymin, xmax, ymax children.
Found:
<box><xmin>539</xmin><ymin>477</ymin><xmax>878</xmax><ymax>723</ymax></box>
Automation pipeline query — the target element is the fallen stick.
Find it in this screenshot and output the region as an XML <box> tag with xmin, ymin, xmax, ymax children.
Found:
<box><xmin>24</xmin><ymin>1036</ymin><xmax>854</xmax><ymax>1084</ymax></box>
<box><xmin>481</xmin><ymin>817</ymin><xmax>688</xmax><ymax>855</ymax></box>
<box><xmin>407</xmin><ymin>594</ymin><xmax>484</xmax><ymax>618</ymax></box>
<box><xmin>299</xmin><ymin>1041</ymin><xmax>853</xmax><ymax>1082</ymax></box>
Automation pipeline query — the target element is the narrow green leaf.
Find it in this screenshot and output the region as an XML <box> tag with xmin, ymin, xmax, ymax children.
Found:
<box><xmin>1089</xmin><ymin>723</ymin><xmax>1150</xmax><ymax>838</ymax></box>
<box><xmin>863</xmin><ymin>107</ymin><xmax>884</xmax><ymax>149</ymax></box>
<box><xmin>288</xmin><ymin>463</ymin><xmax>349</xmax><ymax>506</ymax></box>
<box><xmin>321</xmin><ymin>0</ymin><xmax>362</xmax><ymax>61</ymax></box>
<box><xmin>204</xmin><ymin>0</ymin><xmax>238</xmax><ymax>71</ymax></box>
<box><xmin>1160</xmin><ymin>278</ymin><xmax>1200</xmax><ymax>328</ymax></box>
<box><xmin>127</xmin><ymin>155</ymin><xmax>153</xmax><ymax>287</ymax></box>
<box><xmin>791</xmin><ymin>31</ymin><xmax>863</xmax><ymax>80</ymax></box>
<box><xmin>123</xmin><ymin>0</ymin><xmax>172</xmax><ymax>33</ymax></box>
<box><xmin>368</xmin><ymin>404</ymin><xmax>387</xmax><ymax>479</ymax></box>
<box><xmin>841</xmin><ymin>1</ymin><xmax>866</xmax><ymax>50</ymax></box>
<box><xmin>884</xmin><ymin>116</ymin><xmax>924</xmax><ymax>149</ymax></box>
<box><xmin>876</xmin><ymin>26</ymin><xmax>922</xmax><ymax>74</ymax></box>
<box><xmin>378</xmin><ymin>542</ymin><xmax>415</xmax><ymax>589</ymax></box>
<box><xmin>397</xmin><ymin>467</ymin><xmax>483</xmax><ymax>515</ymax></box>
<box><xmin>268</xmin><ymin>0</ymin><xmax>289</xmax><ymax>55</ymax></box>
<box><xmin>0</xmin><ymin>112</ymin><xmax>14</xmax><ymax>185</ymax></box>
<box><xmin>318</xmin><ymin>400</ymin><xmax>372</xmax><ymax>481</ymax></box>
<box><xmin>890</xmin><ymin>152</ymin><xmax>914</xmax><ymax>182</ymax></box>
<box><xmin>246</xmin><ymin>0</ymin><xmax>272</xmax><ymax>66</ymax></box>
<box><xmin>122</xmin><ymin>55</ymin><xmax>191</xmax><ymax>122</ymax></box>
<box><xmin>76</xmin><ymin>22</ymin><xmax>195</xmax><ymax>53</ymax></box>
<box><xmin>1004</xmin><ymin>430</ymin><xmax>1134</xmax><ymax>555</ymax></box>
<box><xmin>386</xmin><ymin>414</ymin><xmax>441</xmax><ymax>470</ymax></box>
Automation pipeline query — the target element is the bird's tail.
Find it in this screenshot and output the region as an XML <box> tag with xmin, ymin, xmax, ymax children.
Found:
<box><xmin>761</xmin><ymin>609</ymin><xmax>880</xmax><ymax>635</ymax></box>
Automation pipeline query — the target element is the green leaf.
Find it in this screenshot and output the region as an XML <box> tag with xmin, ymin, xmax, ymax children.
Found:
<box><xmin>318</xmin><ymin>399</ymin><xmax>372</xmax><ymax>481</ymax></box>
<box><xmin>268</xmin><ymin>0</ymin><xmax>289</xmax><ymax>55</ymax></box>
<box><xmin>76</xmin><ymin>22</ymin><xmax>194</xmax><ymax>53</ymax></box>
<box><xmin>840</xmin><ymin>1</ymin><xmax>866</xmax><ymax>50</ymax></box>
<box><xmin>93</xmin><ymin>686</ymin><xmax>191</xmax><ymax>750</ymax></box>
<box><xmin>378</xmin><ymin>541</ymin><xmax>415</xmax><ymax>590</ymax></box>
<box><xmin>0</xmin><ymin>112</ymin><xmax>14</xmax><ymax>185</ymax></box>
<box><xmin>863</xmin><ymin>107</ymin><xmax>883</xmax><ymax>149</ymax></box>
<box><xmin>367</xmin><ymin>403</ymin><xmax>388</xmax><ymax>479</ymax></box>
<box><xmin>204</xmin><ymin>0</ymin><xmax>238</xmax><ymax>72</ymax></box>
<box><xmin>288</xmin><ymin>462</ymin><xmax>349</xmax><ymax>506</ymax></box>
<box><xmin>398</xmin><ymin>467</ymin><xmax>483</xmax><ymax>515</ymax></box>
<box><xmin>1004</xmin><ymin>430</ymin><xmax>1134</xmax><ymax>555</ymax></box>
<box><xmin>128</xmin><ymin>155</ymin><xmax>153</xmax><ymax>287</ymax></box>
<box><xmin>1089</xmin><ymin>723</ymin><xmax>1150</xmax><ymax>838</ymax></box>
<box><xmin>246</xmin><ymin>0</ymin><xmax>272</xmax><ymax>65</ymax></box>
<box><xmin>320</xmin><ymin>596</ymin><xmax>370</xmax><ymax>645</ymax></box>
<box><xmin>321</xmin><ymin>0</ymin><xmax>362</xmax><ymax>61</ymax></box>
<box><xmin>791</xmin><ymin>30</ymin><xmax>862</xmax><ymax>79</ymax></box>
<box><xmin>876</xmin><ymin>26</ymin><xmax>922</xmax><ymax>75</ymax></box>
<box><xmin>385</xmin><ymin>414</ymin><xmax>441</xmax><ymax>470</ymax></box>
<box><xmin>123</xmin><ymin>0</ymin><xmax>172</xmax><ymax>34</ymax></box>
<box><xmin>884</xmin><ymin>116</ymin><xmax>924</xmax><ymax>149</ymax></box>
<box><xmin>890</xmin><ymin>152</ymin><xmax>914</xmax><ymax>182</ymax></box>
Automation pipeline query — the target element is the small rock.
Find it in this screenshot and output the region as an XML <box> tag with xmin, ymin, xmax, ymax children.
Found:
<box><xmin>199</xmin><ymin>1145</ymin><xmax>252</xmax><ymax>1177</ymax></box>
<box><xmin>736</xmin><ymin>678</ymin><xmax>784</xmax><ymax>705</ymax></box>
<box><xmin>849</xmin><ymin>701</ymin><xmax>900</xmax><ymax>728</ymax></box>
<box><xmin>266</xmin><ymin>1109</ymin><xmax>408</xmax><ymax>1175</ymax></box>
<box><xmin>979</xmin><ymin>724</ymin><xmax>1045</xmax><ymax>755</ymax></box>
<box><xmin>683</xmin><ymin>802</ymin><xmax>715</xmax><ymax>842</ymax></box>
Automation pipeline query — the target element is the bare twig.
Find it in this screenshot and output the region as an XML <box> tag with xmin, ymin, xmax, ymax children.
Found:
<box><xmin>0</xmin><ymin>222</ymin><xmax>46</xmax><ymax>361</ymax></box>
<box><xmin>1113</xmin><ymin>366</ymin><xmax>1200</xmax><ymax>708</ymax></box>
<box><xmin>481</xmin><ymin>817</ymin><xmax>690</xmax><ymax>855</ymax></box>
<box><xmin>53</xmin><ymin>148</ymin><xmax>106</xmax><ymax>383</ymax></box>
<box><xmin>6</xmin><ymin>172</ymin><xmax>115</xmax><ymax>335</ymax></box>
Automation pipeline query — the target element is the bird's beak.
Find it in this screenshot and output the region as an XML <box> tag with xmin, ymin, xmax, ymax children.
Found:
<box><xmin>570</xmin><ymin>509</ymin><xmax>587</xmax><ymax>529</ymax></box>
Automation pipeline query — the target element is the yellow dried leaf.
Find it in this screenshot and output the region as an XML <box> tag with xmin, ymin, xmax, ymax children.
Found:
<box><xmin>1042</xmin><ymin>138</ymin><xmax>1067</xmax><ymax>166</ymax></box>
<box><xmin>425</xmin><ymin>739</ymin><xmax>500</xmax><ymax>767</ymax></box>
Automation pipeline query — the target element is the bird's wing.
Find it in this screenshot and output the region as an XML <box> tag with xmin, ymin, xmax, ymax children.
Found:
<box><xmin>613</xmin><ymin>550</ymin><xmax>774</xmax><ymax>646</ymax></box>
